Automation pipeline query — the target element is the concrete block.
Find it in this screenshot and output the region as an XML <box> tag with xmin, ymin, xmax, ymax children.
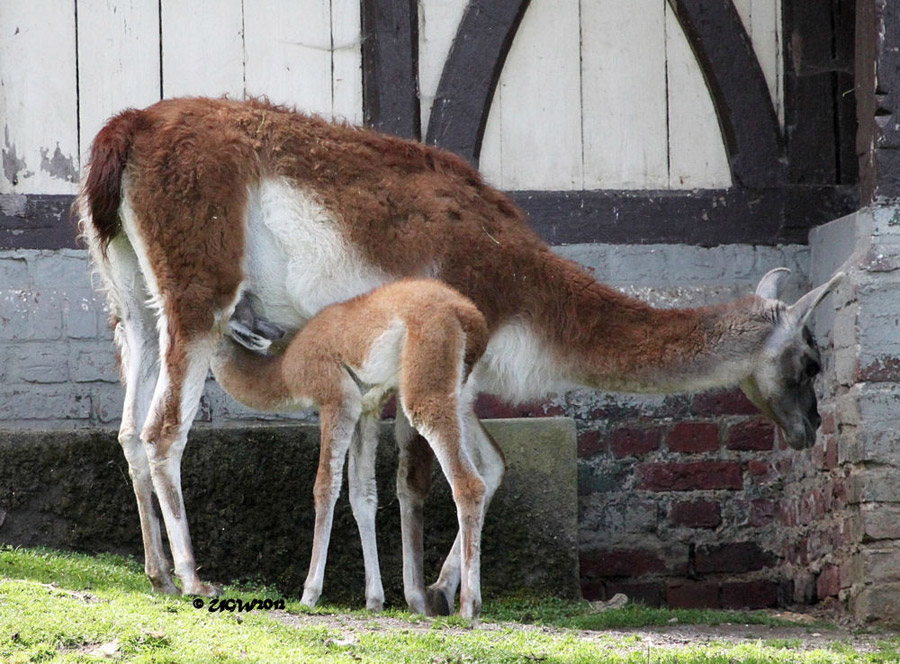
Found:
<box><xmin>0</xmin><ymin>290</ymin><xmax>33</xmax><ymax>341</ymax></box>
<box><xmin>555</xmin><ymin>243</ymin><xmax>808</xmax><ymax>291</ymax></box>
<box><xmin>856</xmin><ymin>384</ymin><xmax>900</xmax><ymax>426</ymax></box>
<box><xmin>88</xmin><ymin>383</ymin><xmax>124</xmax><ymax>424</ymax></box>
<box><xmin>858</xmin><ymin>546</ymin><xmax>900</xmax><ymax>584</ymax></box>
<box><xmin>851</xmin><ymin>466</ymin><xmax>900</xmax><ymax>503</ymax></box>
<box><xmin>809</xmin><ymin>209</ymin><xmax>872</xmax><ymax>283</ymax></box>
<box><xmin>831</xmin><ymin>303</ymin><xmax>859</xmax><ymax>350</ymax></box>
<box><xmin>203</xmin><ymin>379</ymin><xmax>317</xmax><ymax>424</ymax></box>
<box><xmin>861</xmin><ymin>503</ymin><xmax>900</xmax><ymax>541</ymax></box>
<box><xmin>0</xmin><ymin>386</ymin><xmax>91</xmax><ymax>422</ymax></box>
<box><xmin>64</xmin><ymin>293</ymin><xmax>100</xmax><ymax>339</ymax></box>
<box><xmin>833</xmin><ymin>347</ymin><xmax>860</xmax><ymax>387</ymax></box>
<box><xmin>0</xmin><ymin>418</ymin><xmax>581</xmax><ymax>604</ymax></box>
<box><xmin>69</xmin><ymin>343</ymin><xmax>119</xmax><ymax>383</ymax></box>
<box><xmin>30</xmin><ymin>290</ymin><xmax>64</xmax><ymax>340</ymax></box>
<box><xmin>29</xmin><ymin>251</ymin><xmax>93</xmax><ymax>290</ymax></box>
<box><xmin>851</xmin><ymin>582</ymin><xmax>900</xmax><ymax>627</ymax></box>
<box><xmin>8</xmin><ymin>344</ymin><xmax>70</xmax><ymax>383</ymax></box>
<box><xmin>872</xmin><ymin>205</ymin><xmax>900</xmax><ymax>239</ymax></box>
<box><xmin>0</xmin><ymin>254</ymin><xmax>31</xmax><ymax>285</ymax></box>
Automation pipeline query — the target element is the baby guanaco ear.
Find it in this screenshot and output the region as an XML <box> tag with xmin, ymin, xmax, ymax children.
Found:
<box><xmin>755</xmin><ymin>267</ymin><xmax>791</xmax><ymax>300</ymax></box>
<box><xmin>785</xmin><ymin>271</ymin><xmax>844</xmax><ymax>328</ymax></box>
<box><xmin>227</xmin><ymin>319</ymin><xmax>274</xmax><ymax>353</ymax></box>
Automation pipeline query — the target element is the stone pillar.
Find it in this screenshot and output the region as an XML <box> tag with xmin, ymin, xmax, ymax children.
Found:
<box><xmin>804</xmin><ymin>206</ymin><xmax>900</xmax><ymax>625</ymax></box>
<box><xmin>789</xmin><ymin>0</ymin><xmax>900</xmax><ymax>625</ymax></box>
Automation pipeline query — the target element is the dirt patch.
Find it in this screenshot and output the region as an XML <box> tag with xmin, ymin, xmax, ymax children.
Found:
<box><xmin>270</xmin><ymin>609</ymin><xmax>887</xmax><ymax>655</ymax></box>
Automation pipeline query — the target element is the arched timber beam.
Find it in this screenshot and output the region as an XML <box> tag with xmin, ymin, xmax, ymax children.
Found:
<box><xmin>424</xmin><ymin>0</ymin><xmax>531</xmax><ymax>165</ymax></box>
<box><xmin>668</xmin><ymin>0</ymin><xmax>784</xmax><ymax>188</ymax></box>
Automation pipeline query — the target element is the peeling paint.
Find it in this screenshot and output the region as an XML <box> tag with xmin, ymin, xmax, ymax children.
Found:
<box><xmin>40</xmin><ymin>144</ymin><xmax>79</xmax><ymax>183</ymax></box>
<box><xmin>3</xmin><ymin>127</ymin><xmax>33</xmax><ymax>186</ymax></box>
<box><xmin>0</xmin><ymin>193</ymin><xmax>27</xmax><ymax>216</ymax></box>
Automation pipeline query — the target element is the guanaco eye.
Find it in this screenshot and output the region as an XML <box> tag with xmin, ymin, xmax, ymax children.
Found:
<box><xmin>802</xmin><ymin>358</ymin><xmax>821</xmax><ymax>380</ymax></box>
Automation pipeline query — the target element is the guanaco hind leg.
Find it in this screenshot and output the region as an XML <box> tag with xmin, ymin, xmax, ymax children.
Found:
<box><xmin>105</xmin><ymin>236</ymin><xmax>176</xmax><ymax>593</ymax></box>
<box><xmin>427</xmin><ymin>414</ymin><xmax>505</xmax><ymax>615</ymax></box>
<box><xmin>399</xmin><ymin>319</ymin><xmax>489</xmax><ymax>619</ymax></box>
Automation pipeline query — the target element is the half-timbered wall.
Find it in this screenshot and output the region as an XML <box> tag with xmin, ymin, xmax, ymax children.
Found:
<box><xmin>422</xmin><ymin>0</ymin><xmax>783</xmax><ymax>192</ymax></box>
<box><xmin>1</xmin><ymin>1</ymin><xmax>789</xmax><ymax>194</ymax></box>
<box><xmin>1</xmin><ymin>0</ymin><xmax>857</xmax><ymax>249</ymax></box>
<box><xmin>0</xmin><ymin>0</ymin><xmax>362</xmax><ymax>198</ymax></box>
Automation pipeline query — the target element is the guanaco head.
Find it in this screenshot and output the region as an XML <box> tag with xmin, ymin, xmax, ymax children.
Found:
<box><xmin>740</xmin><ymin>268</ymin><xmax>844</xmax><ymax>450</ymax></box>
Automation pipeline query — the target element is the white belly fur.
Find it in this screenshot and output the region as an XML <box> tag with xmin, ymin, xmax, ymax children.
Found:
<box><xmin>475</xmin><ymin>320</ymin><xmax>573</xmax><ymax>404</ymax></box>
<box><xmin>242</xmin><ymin>178</ymin><xmax>392</xmax><ymax>331</ymax></box>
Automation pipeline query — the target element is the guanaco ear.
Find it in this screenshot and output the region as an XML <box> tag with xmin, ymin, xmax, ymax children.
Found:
<box><xmin>786</xmin><ymin>271</ymin><xmax>845</xmax><ymax>328</ymax></box>
<box><xmin>755</xmin><ymin>268</ymin><xmax>791</xmax><ymax>300</ymax></box>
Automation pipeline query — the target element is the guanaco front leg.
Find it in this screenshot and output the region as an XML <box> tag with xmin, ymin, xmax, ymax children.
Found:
<box><xmin>347</xmin><ymin>411</ymin><xmax>385</xmax><ymax>610</ymax></box>
<box><xmin>301</xmin><ymin>398</ymin><xmax>362</xmax><ymax>607</ymax></box>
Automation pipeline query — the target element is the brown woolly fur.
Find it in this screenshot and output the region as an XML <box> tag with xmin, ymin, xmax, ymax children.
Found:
<box><xmin>81</xmin><ymin>108</ymin><xmax>150</xmax><ymax>254</ymax></box>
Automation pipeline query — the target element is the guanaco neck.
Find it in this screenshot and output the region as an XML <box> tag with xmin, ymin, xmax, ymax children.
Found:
<box><xmin>210</xmin><ymin>339</ymin><xmax>298</xmax><ymax>411</ymax></box>
<box><xmin>515</xmin><ymin>252</ymin><xmax>777</xmax><ymax>394</ymax></box>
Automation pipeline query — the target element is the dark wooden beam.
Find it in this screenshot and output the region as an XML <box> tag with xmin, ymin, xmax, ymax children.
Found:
<box><xmin>361</xmin><ymin>0</ymin><xmax>420</xmax><ymax>139</ymax></box>
<box><xmin>668</xmin><ymin>0</ymin><xmax>784</xmax><ymax>188</ymax></box>
<box><xmin>782</xmin><ymin>0</ymin><xmax>857</xmax><ymax>186</ymax></box>
<box><xmin>424</xmin><ymin>0</ymin><xmax>531</xmax><ymax>165</ymax></box>
<box><xmin>513</xmin><ymin>186</ymin><xmax>857</xmax><ymax>247</ymax></box>
<box><xmin>857</xmin><ymin>0</ymin><xmax>900</xmax><ymax>201</ymax></box>
<box><xmin>0</xmin><ymin>195</ymin><xmax>80</xmax><ymax>250</ymax></box>
<box><xmin>3</xmin><ymin>188</ymin><xmax>856</xmax><ymax>252</ymax></box>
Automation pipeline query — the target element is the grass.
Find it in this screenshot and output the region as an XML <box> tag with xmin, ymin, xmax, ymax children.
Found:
<box><xmin>0</xmin><ymin>545</ymin><xmax>897</xmax><ymax>663</ymax></box>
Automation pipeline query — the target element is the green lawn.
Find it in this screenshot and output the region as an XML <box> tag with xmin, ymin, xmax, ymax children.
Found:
<box><xmin>1</xmin><ymin>546</ymin><xmax>896</xmax><ymax>663</ymax></box>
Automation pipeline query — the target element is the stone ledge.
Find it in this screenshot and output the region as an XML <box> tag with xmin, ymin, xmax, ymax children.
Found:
<box><xmin>0</xmin><ymin>418</ymin><xmax>580</xmax><ymax>606</ymax></box>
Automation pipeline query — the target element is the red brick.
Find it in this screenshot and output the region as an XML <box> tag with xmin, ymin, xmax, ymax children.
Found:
<box><xmin>824</xmin><ymin>435</ymin><xmax>839</xmax><ymax>470</ymax></box>
<box><xmin>667</xmin><ymin>581</ymin><xmax>720</xmax><ymax>609</ymax></box>
<box><xmin>695</xmin><ymin>542</ymin><xmax>775</xmax><ymax>573</ymax></box>
<box><xmin>638</xmin><ymin>461</ymin><xmax>743</xmax><ymax>491</ymax></box>
<box><xmin>726</xmin><ymin>419</ymin><xmax>775</xmax><ymax>451</ymax></box>
<box><xmin>785</xmin><ymin>537</ymin><xmax>809</xmax><ymax>566</ymax></box>
<box><xmin>821</xmin><ymin>412</ymin><xmax>836</xmax><ymax>435</ymax></box>
<box><xmin>749</xmin><ymin>499</ymin><xmax>776</xmax><ymax>527</ymax></box>
<box><xmin>859</xmin><ymin>356</ymin><xmax>900</xmax><ymax>382</ymax></box>
<box><xmin>580</xmin><ymin>548</ymin><xmax>665</xmax><ymax>579</ymax></box>
<box><xmin>671</xmin><ymin>500</ymin><xmax>722</xmax><ymax>529</ymax></box>
<box><xmin>474</xmin><ymin>394</ymin><xmax>552</xmax><ymax>418</ymax></box>
<box><xmin>774</xmin><ymin>456</ymin><xmax>793</xmax><ymax>477</ymax></box>
<box><xmin>691</xmin><ymin>388</ymin><xmax>758</xmax><ymax>416</ymax></box>
<box><xmin>816</xmin><ymin>565</ymin><xmax>841</xmax><ymax>599</ymax></box>
<box><xmin>577</xmin><ymin>429</ymin><xmax>607</xmax><ymax>458</ymax></box>
<box><xmin>610</xmin><ymin>426</ymin><xmax>662</xmax><ymax>458</ymax></box>
<box><xmin>667</xmin><ymin>422</ymin><xmax>720</xmax><ymax>453</ymax></box>
<box><xmin>747</xmin><ymin>459</ymin><xmax>775</xmax><ymax>484</ymax></box>
<box><xmin>721</xmin><ymin>580</ymin><xmax>778</xmax><ymax>609</ymax></box>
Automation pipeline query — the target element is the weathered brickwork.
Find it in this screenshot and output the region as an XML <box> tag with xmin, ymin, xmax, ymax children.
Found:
<box><xmin>776</xmin><ymin>206</ymin><xmax>900</xmax><ymax>624</ymax></box>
